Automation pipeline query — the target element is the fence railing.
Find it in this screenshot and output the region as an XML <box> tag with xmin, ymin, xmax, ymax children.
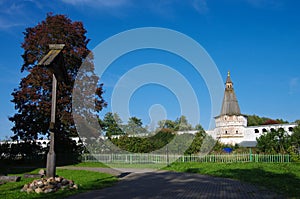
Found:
<box><xmin>81</xmin><ymin>153</ymin><xmax>290</xmax><ymax>164</ymax></box>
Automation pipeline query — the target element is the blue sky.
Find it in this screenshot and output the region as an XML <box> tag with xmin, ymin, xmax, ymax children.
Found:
<box><xmin>0</xmin><ymin>0</ymin><xmax>300</xmax><ymax>140</ymax></box>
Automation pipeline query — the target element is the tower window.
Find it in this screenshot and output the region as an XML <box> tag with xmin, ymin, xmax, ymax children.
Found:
<box><xmin>236</xmin><ymin>130</ymin><xmax>238</xmax><ymax>134</ymax></box>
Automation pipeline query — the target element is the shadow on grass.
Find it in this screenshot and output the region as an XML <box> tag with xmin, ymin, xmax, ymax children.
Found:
<box><xmin>198</xmin><ymin>168</ymin><xmax>300</xmax><ymax>198</ymax></box>
<box><xmin>73</xmin><ymin>176</ymin><xmax>117</xmax><ymax>192</ymax></box>
<box><xmin>186</xmin><ymin>168</ymin><xmax>202</xmax><ymax>173</ymax></box>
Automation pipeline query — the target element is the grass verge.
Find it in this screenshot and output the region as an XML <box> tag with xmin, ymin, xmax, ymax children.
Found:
<box><xmin>165</xmin><ymin>162</ymin><xmax>300</xmax><ymax>198</ymax></box>
<box><xmin>0</xmin><ymin>168</ymin><xmax>118</xmax><ymax>199</ymax></box>
<box><xmin>68</xmin><ymin>162</ymin><xmax>109</xmax><ymax>168</ymax></box>
<box><xmin>70</xmin><ymin>162</ymin><xmax>167</xmax><ymax>169</ymax></box>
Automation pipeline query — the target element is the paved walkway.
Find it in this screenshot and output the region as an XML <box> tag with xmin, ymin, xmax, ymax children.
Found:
<box><xmin>65</xmin><ymin>167</ymin><xmax>285</xmax><ymax>199</ymax></box>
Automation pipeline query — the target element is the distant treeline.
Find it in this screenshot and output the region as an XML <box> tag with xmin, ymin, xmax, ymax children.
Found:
<box><xmin>247</xmin><ymin>115</ymin><xmax>289</xmax><ymax>126</ymax></box>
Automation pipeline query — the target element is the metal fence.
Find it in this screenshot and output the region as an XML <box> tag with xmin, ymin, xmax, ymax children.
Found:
<box><xmin>81</xmin><ymin>153</ymin><xmax>291</xmax><ymax>164</ymax></box>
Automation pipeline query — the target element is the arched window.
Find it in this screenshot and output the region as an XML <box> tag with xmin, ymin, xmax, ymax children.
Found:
<box><xmin>236</xmin><ymin>130</ymin><xmax>238</xmax><ymax>134</ymax></box>
<box><xmin>255</xmin><ymin>129</ymin><xmax>259</xmax><ymax>133</ymax></box>
<box><xmin>225</xmin><ymin>131</ymin><xmax>228</xmax><ymax>134</ymax></box>
<box><xmin>262</xmin><ymin>128</ymin><xmax>267</xmax><ymax>133</ymax></box>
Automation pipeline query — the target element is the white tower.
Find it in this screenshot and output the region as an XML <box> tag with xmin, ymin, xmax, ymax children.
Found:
<box><xmin>214</xmin><ymin>71</ymin><xmax>247</xmax><ymax>144</ymax></box>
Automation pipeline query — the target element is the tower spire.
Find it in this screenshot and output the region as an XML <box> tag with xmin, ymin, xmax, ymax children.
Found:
<box><xmin>220</xmin><ymin>71</ymin><xmax>241</xmax><ymax>116</ymax></box>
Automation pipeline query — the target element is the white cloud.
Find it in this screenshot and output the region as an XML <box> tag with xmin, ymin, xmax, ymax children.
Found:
<box><xmin>0</xmin><ymin>1</ymin><xmax>25</xmax><ymax>29</ymax></box>
<box><xmin>0</xmin><ymin>0</ymin><xmax>45</xmax><ymax>31</ymax></box>
<box><xmin>192</xmin><ymin>0</ymin><xmax>209</xmax><ymax>14</ymax></box>
<box><xmin>245</xmin><ymin>0</ymin><xmax>283</xmax><ymax>9</ymax></box>
<box><xmin>61</xmin><ymin>0</ymin><xmax>131</xmax><ymax>8</ymax></box>
<box><xmin>0</xmin><ymin>18</ymin><xmax>23</xmax><ymax>29</ymax></box>
<box><xmin>62</xmin><ymin>0</ymin><xmax>210</xmax><ymax>16</ymax></box>
<box><xmin>289</xmin><ymin>77</ymin><xmax>299</xmax><ymax>95</ymax></box>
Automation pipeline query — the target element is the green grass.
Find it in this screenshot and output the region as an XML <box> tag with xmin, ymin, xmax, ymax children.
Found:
<box><xmin>68</xmin><ymin>162</ymin><xmax>109</xmax><ymax>168</ymax></box>
<box><xmin>0</xmin><ymin>168</ymin><xmax>118</xmax><ymax>199</ymax></box>
<box><xmin>69</xmin><ymin>161</ymin><xmax>166</xmax><ymax>169</ymax></box>
<box><xmin>105</xmin><ymin>163</ymin><xmax>166</xmax><ymax>169</ymax></box>
<box><xmin>165</xmin><ymin>162</ymin><xmax>300</xmax><ymax>198</ymax></box>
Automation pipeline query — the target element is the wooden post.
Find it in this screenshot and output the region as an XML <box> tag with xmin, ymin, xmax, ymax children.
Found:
<box><xmin>46</xmin><ymin>74</ymin><xmax>57</xmax><ymax>178</ymax></box>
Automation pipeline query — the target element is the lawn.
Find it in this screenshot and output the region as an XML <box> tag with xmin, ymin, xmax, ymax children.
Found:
<box><xmin>68</xmin><ymin>162</ymin><xmax>109</xmax><ymax>168</ymax></box>
<box><xmin>0</xmin><ymin>168</ymin><xmax>118</xmax><ymax>199</ymax></box>
<box><xmin>72</xmin><ymin>162</ymin><xmax>166</xmax><ymax>169</ymax></box>
<box><xmin>165</xmin><ymin>162</ymin><xmax>300</xmax><ymax>198</ymax></box>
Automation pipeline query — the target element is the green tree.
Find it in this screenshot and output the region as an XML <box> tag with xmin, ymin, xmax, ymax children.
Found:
<box><xmin>247</xmin><ymin>115</ymin><xmax>288</xmax><ymax>126</ymax></box>
<box><xmin>158</xmin><ymin>119</ymin><xmax>176</xmax><ymax>130</ymax></box>
<box><xmin>124</xmin><ymin>117</ymin><xmax>147</xmax><ymax>135</ymax></box>
<box><xmin>175</xmin><ymin>115</ymin><xmax>192</xmax><ymax>131</ymax></box>
<box><xmin>184</xmin><ymin>125</ymin><xmax>215</xmax><ymax>155</ymax></box>
<box><xmin>288</xmin><ymin>124</ymin><xmax>300</xmax><ymax>161</ymax></box>
<box><xmin>101</xmin><ymin>112</ymin><xmax>123</xmax><ymax>137</ymax></box>
<box><xmin>9</xmin><ymin>14</ymin><xmax>106</xmax><ymax>155</ymax></box>
<box><xmin>256</xmin><ymin>128</ymin><xmax>291</xmax><ymax>154</ymax></box>
<box><xmin>291</xmin><ymin>124</ymin><xmax>300</xmax><ymax>151</ymax></box>
<box><xmin>194</xmin><ymin>124</ymin><xmax>204</xmax><ymax>131</ymax></box>
<box><xmin>111</xmin><ymin>128</ymin><xmax>174</xmax><ymax>153</ymax></box>
<box><xmin>295</xmin><ymin>120</ymin><xmax>300</xmax><ymax>125</ymax></box>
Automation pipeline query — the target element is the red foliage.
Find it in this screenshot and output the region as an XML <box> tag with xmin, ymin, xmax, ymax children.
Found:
<box><xmin>262</xmin><ymin>119</ymin><xmax>280</xmax><ymax>125</ymax></box>
<box><xmin>9</xmin><ymin>14</ymin><xmax>106</xmax><ymax>151</ymax></box>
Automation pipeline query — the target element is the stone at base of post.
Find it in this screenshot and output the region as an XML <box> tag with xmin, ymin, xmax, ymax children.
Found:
<box><xmin>46</xmin><ymin>151</ymin><xmax>56</xmax><ymax>178</ymax></box>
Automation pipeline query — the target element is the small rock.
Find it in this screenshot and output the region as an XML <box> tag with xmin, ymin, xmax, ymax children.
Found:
<box><xmin>35</xmin><ymin>187</ymin><xmax>43</xmax><ymax>194</ymax></box>
<box><xmin>57</xmin><ymin>183</ymin><xmax>62</xmax><ymax>188</ymax></box>
<box><xmin>47</xmin><ymin>177</ymin><xmax>54</xmax><ymax>183</ymax></box>
<box><xmin>37</xmin><ymin>183</ymin><xmax>44</xmax><ymax>188</ymax></box>
<box><xmin>73</xmin><ymin>184</ymin><xmax>78</xmax><ymax>189</ymax></box>
<box><xmin>61</xmin><ymin>179</ymin><xmax>69</xmax><ymax>185</ymax></box>
<box><xmin>38</xmin><ymin>169</ymin><xmax>45</xmax><ymax>175</ymax></box>
<box><xmin>44</xmin><ymin>188</ymin><xmax>54</xmax><ymax>193</ymax></box>
<box><xmin>45</xmin><ymin>184</ymin><xmax>56</xmax><ymax>189</ymax></box>
<box><xmin>22</xmin><ymin>184</ymin><xmax>29</xmax><ymax>190</ymax></box>
<box><xmin>69</xmin><ymin>180</ymin><xmax>74</xmax><ymax>186</ymax></box>
<box><xmin>55</xmin><ymin>177</ymin><xmax>62</xmax><ymax>182</ymax></box>
<box><xmin>61</xmin><ymin>185</ymin><xmax>69</xmax><ymax>190</ymax></box>
<box><xmin>21</xmin><ymin>176</ymin><xmax>77</xmax><ymax>194</ymax></box>
<box><xmin>26</xmin><ymin>188</ymin><xmax>34</xmax><ymax>194</ymax></box>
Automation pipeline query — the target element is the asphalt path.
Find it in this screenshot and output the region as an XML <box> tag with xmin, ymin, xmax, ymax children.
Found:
<box><xmin>64</xmin><ymin>167</ymin><xmax>284</xmax><ymax>199</ymax></box>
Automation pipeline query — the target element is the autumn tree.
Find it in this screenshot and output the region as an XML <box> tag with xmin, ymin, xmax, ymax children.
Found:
<box><xmin>9</xmin><ymin>14</ymin><xmax>106</xmax><ymax>155</ymax></box>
